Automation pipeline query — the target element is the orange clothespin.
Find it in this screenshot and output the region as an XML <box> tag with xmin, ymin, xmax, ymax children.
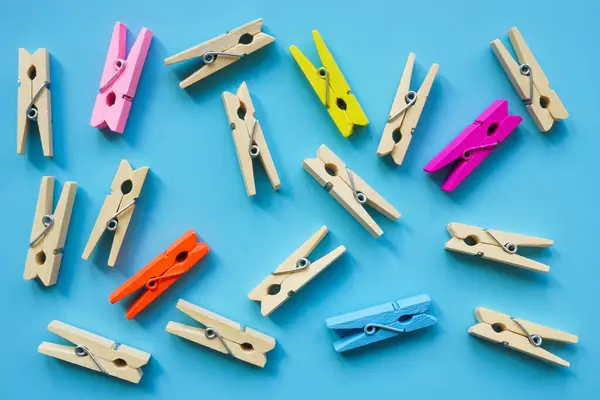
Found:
<box><xmin>109</xmin><ymin>230</ymin><xmax>209</xmax><ymax>319</ymax></box>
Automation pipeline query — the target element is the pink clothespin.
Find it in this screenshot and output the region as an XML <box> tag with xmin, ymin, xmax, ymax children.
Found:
<box><xmin>91</xmin><ymin>22</ymin><xmax>153</xmax><ymax>134</ymax></box>
<box><xmin>423</xmin><ymin>100</ymin><xmax>522</xmax><ymax>192</ymax></box>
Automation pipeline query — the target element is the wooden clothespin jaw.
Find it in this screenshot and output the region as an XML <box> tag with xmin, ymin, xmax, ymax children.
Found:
<box><xmin>377</xmin><ymin>53</ymin><xmax>438</xmax><ymax>165</ymax></box>
<box><xmin>445</xmin><ymin>223</ymin><xmax>553</xmax><ymax>273</ymax></box>
<box><xmin>109</xmin><ymin>230</ymin><xmax>209</xmax><ymax>319</ymax></box>
<box><xmin>326</xmin><ymin>294</ymin><xmax>437</xmax><ymax>353</ymax></box>
<box><xmin>290</xmin><ymin>30</ymin><xmax>368</xmax><ymax>137</ymax></box>
<box><xmin>17</xmin><ymin>48</ymin><xmax>52</xmax><ymax>156</ymax></box>
<box><xmin>82</xmin><ymin>160</ymin><xmax>148</xmax><ymax>267</ymax></box>
<box><xmin>491</xmin><ymin>27</ymin><xmax>568</xmax><ymax>132</ymax></box>
<box><xmin>166</xmin><ymin>299</ymin><xmax>276</xmax><ymax>367</ymax></box>
<box><xmin>303</xmin><ymin>145</ymin><xmax>401</xmax><ymax>238</ymax></box>
<box><xmin>469</xmin><ymin>307</ymin><xmax>578</xmax><ymax>367</ymax></box>
<box><xmin>38</xmin><ymin>320</ymin><xmax>151</xmax><ymax>383</ymax></box>
<box><xmin>222</xmin><ymin>82</ymin><xmax>280</xmax><ymax>196</ymax></box>
<box><xmin>165</xmin><ymin>19</ymin><xmax>275</xmax><ymax>89</ymax></box>
<box><xmin>24</xmin><ymin>177</ymin><xmax>77</xmax><ymax>286</ymax></box>
<box><xmin>248</xmin><ymin>226</ymin><xmax>345</xmax><ymax>316</ymax></box>
<box><xmin>91</xmin><ymin>22</ymin><xmax>153</xmax><ymax>134</ymax></box>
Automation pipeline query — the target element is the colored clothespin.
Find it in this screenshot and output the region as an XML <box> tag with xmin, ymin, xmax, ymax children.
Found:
<box><xmin>91</xmin><ymin>22</ymin><xmax>153</xmax><ymax>134</ymax></box>
<box><xmin>38</xmin><ymin>320</ymin><xmax>151</xmax><ymax>383</ymax></box>
<box><xmin>222</xmin><ymin>82</ymin><xmax>280</xmax><ymax>196</ymax></box>
<box><xmin>303</xmin><ymin>145</ymin><xmax>401</xmax><ymax>238</ymax></box>
<box><xmin>469</xmin><ymin>307</ymin><xmax>578</xmax><ymax>367</ymax></box>
<box><xmin>17</xmin><ymin>48</ymin><xmax>52</xmax><ymax>156</ymax></box>
<box><xmin>109</xmin><ymin>230</ymin><xmax>209</xmax><ymax>319</ymax></box>
<box><xmin>290</xmin><ymin>30</ymin><xmax>368</xmax><ymax>137</ymax></box>
<box><xmin>82</xmin><ymin>160</ymin><xmax>148</xmax><ymax>267</ymax></box>
<box><xmin>165</xmin><ymin>19</ymin><xmax>274</xmax><ymax>89</ymax></box>
<box><xmin>166</xmin><ymin>299</ymin><xmax>275</xmax><ymax>367</ymax></box>
<box><xmin>377</xmin><ymin>53</ymin><xmax>438</xmax><ymax>165</ymax></box>
<box><xmin>326</xmin><ymin>294</ymin><xmax>437</xmax><ymax>353</ymax></box>
<box><xmin>24</xmin><ymin>177</ymin><xmax>77</xmax><ymax>286</ymax></box>
<box><xmin>249</xmin><ymin>226</ymin><xmax>345</xmax><ymax>316</ymax></box>
<box><xmin>445</xmin><ymin>223</ymin><xmax>553</xmax><ymax>273</ymax></box>
<box><xmin>423</xmin><ymin>100</ymin><xmax>522</xmax><ymax>192</ymax></box>
<box><xmin>491</xmin><ymin>27</ymin><xmax>568</xmax><ymax>132</ymax></box>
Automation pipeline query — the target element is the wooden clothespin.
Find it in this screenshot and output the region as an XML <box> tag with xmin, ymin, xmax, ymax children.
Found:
<box><xmin>377</xmin><ymin>53</ymin><xmax>438</xmax><ymax>165</ymax></box>
<box><xmin>222</xmin><ymin>82</ymin><xmax>280</xmax><ymax>196</ymax></box>
<box><xmin>25</xmin><ymin>177</ymin><xmax>77</xmax><ymax>286</ymax></box>
<box><xmin>91</xmin><ymin>22</ymin><xmax>153</xmax><ymax>133</ymax></box>
<box><xmin>38</xmin><ymin>320</ymin><xmax>151</xmax><ymax>383</ymax></box>
<box><xmin>491</xmin><ymin>27</ymin><xmax>568</xmax><ymax>132</ymax></box>
<box><xmin>82</xmin><ymin>160</ymin><xmax>148</xmax><ymax>267</ymax></box>
<box><xmin>110</xmin><ymin>230</ymin><xmax>209</xmax><ymax>319</ymax></box>
<box><xmin>165</xmin><ymin>19</ymin><xmax>275</xmax><ymax>89</ymax></box>
<box><xmin>290</xmin><ymin>30</ymin><xmax>368</xmax><ymax>137</ymax></box>
<box><xmin>469</xmin><ymin>307</ymin><xmax>578</xmax><ymax>367</ymax></box>
<box><xmin>166</xmin><ymin>299</ymin><xmax>275</xmax><ymax>367</ymax></box>
<box><xmin>326</xmin><ymin>294</ymin><xmax>437</xmax><ymax>353</ymax></box>
<box><xmin>303</xmin><ymin>145</ymin><xmax>401</xmax><ymax>237</ymax></box>
<box><xmin>249</xmin><ymin>226</ymin><xmax>345</xmax><ymax>316</ymax></box>
<box><xmin>17</xmin><ymin>48</ymin><xmax>52</xmax><ymax>156</ymax></box>
<box><xmin>445</xmin><ymin>223</ymin><xmax>553</xmax><ymax>273</ymax></box>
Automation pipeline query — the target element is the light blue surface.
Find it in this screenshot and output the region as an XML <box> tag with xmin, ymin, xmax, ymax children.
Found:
<box><xmin>1</xmin><ymin>0</ymin><xmax>599</xmax><ymax>398</ymax></box>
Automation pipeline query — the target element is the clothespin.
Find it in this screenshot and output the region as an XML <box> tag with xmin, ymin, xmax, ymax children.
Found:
<box><xmin>82</xmin><ymin>160</ymin><xmax>148</xmax><ymax>267</ymax></box>
<box><xmin>222</xmin><ymin>82</ymin><xmax>280</xmax><ymax>196</ymax></box>
<box><xmin>17</xmin><ymin>48</ymin><xmax>52</xmax><ymax>156</ymax></box>
<box><xmin>24</xmin><ymin>177</ymin><xmax>77</xmax><ymax>286</ymax></box>
<box><xmin>165</xmin><ymin>19</ymin><xmax>274</xmax><ymax>89</ymax></box>
<box><xmin>38</xmin><ymin>320</ymin><xmax>151</xmax><ymax>383</ymax></box>
<box><xmin>491</xmin><ymin>27</ymin><xmax>568</xmax><ymax>132</ymax></box>
<box><xmin>91</xmin><ymin>22</ymin><xmax>153</xmax><ymax>134</ymax></box>
<box><xmin>249</xmin><ymin>226</ymin><xmax>345</xmax><ymax>316</ymax></box>
<box><xmin>445</xmin><ymin>223</ymin><xmax>553</xmax><ymax>273</ymax></box>
<box><xmin>377</xmin><ymin>53</ymin><xmax>438</xmax><ymax>165</ymax></box>
<box><xmin>290</xmin><ymin>30</ymin><xmax>368</xmax><ymax>137</ymax></box>
<box><xmin>469</xmin><ymin>307</ymin><xmax>578</xmax><ymax>367</ymax></box>
<box><xmin>303</xmin><ymin>145</ymin><xmax>400</xmax><ymax>238</ymax></box>
<box><xmin>109</xmin><ymin>230</ymin><xmax>209</xmax><ymax>319</ymax></box>
<box><xmin>166</xmin><ymin>299</ymin><xmax>276</xmax><ymax>367</ymax></box>
<box><xmin>423</xmin><ymin>100</ymin><xmax>522</xmax><ymax>192</ymax></box>
<box><xmin>326</xmin><ymin>294</ymin><xmax>437</xmax><ymax>353</ymax></box>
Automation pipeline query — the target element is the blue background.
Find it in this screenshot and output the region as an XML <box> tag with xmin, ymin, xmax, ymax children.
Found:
<box><xmin>1</xmin><ymin>0</ymin><xmax>598</xmax><ymax>398</ymax></box>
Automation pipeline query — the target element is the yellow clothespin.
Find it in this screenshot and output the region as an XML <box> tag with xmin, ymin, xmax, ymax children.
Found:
<box><xmin>249</xmin><ymin>226</ymin><xmax>345</xmax><ymax>316</ymax></box>
<box><xmin>469</xmin><ymin>307</ymin><xmax>578</xmax><ymax>367</ymax></box>
<box><xmin>17</xmin><ymin>48</ymin><xmax>52</xmax><ymax>156</ymax></box>
<box><xmin>290</xmin><ymin>30</ymin><xmax>368</xmax><ymax>137</ymax></box>
<box><xmin>491</xmin><ymin>27</ymin><xmax>568</xmax><ymax>132</ymax></box>
<box><xmin>222</xmin><ymin>82</ymin><xmax>280</xmax><ymax>196</ymax></box>
<box><xmin>82</xmin><ymin>160</ymin><xmax>148</xmax><ymax>267</ymax></box>
<box><xmin>445</xmin><ymin>223</ymin><xmax>553</xmax><ymax>273</ymax></box>
<box><xmin>25</xmin><ymin>177</ymin><xmax>77</xmax><ymax>286</ymax></box>
<box><xmin>38</xmin><ymin>320</ymin><xmax>151</xmax><ymax>383</ymax></box>
<box><xmin>166</xmin><ymin>299</ymin><xmax>276</xmax><ymax>367</ymax></box>
<box><xmin>377</xmin><ymin>53</ymin><xmax>438</xmax><ymax>165</ymax></box>
<box><xmin>303</xmin><ymin>145</ymin><xmax>401</xmax><ymax>238</ymax></box>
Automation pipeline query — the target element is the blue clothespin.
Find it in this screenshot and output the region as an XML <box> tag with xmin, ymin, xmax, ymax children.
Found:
<box><xmin>325</xmin><ymin>294</ymin><xmax>437</xmax><ymax>353</ymax></box>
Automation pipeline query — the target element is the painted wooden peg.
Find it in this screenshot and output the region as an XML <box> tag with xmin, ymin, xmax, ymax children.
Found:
<box><xmin>82</xmin><ymin>160</ymin><xmax>148</xmax><ymax>267</ymax></box>
<box><xmin>17</xmin><ymin>48</ymin><xmax>52</xmax><ymax>156</ymax></box>
<box><xmin>249</xmin><ymin>226</ymin><xmax>345</xmax><ymax>316</ymax></box>
<box><xmin>38</xmin><ymin>320</ymin><xmax>151</xmax><ymax>383</ymax></box>
<box><xmin>166</xmin><ymin>299</ymin><xmax>276</xmax><ymax>367</ymax></box>
<box><xmin>222</xmin><ymin>82</ymin><xmax>280</xmax><ymax>196</ymax></box>
<box><xmin>165</xmin><ymin>19</ymin><xmax>274</xmax><ymax>89</ymax></box>
<box><xmin>303</xmin><ymin>145</ymin><xmax>401</xmax><ymax>237</ymax></box>
<box><xmin>25</xmin><ymin>177</ymin><xmax>77</xmax><ymax>286</ymax></box>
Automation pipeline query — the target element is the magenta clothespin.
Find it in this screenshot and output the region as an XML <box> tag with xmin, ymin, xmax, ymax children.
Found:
<box><xmin>90</xmin><ymin>22</ymin><xmax>153</xmax><ymax>133</ymax></box>
<box><xmin>423</xmin><ymin>100</ymin><xmax>522</xmax><ymax>192</ymax></box>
